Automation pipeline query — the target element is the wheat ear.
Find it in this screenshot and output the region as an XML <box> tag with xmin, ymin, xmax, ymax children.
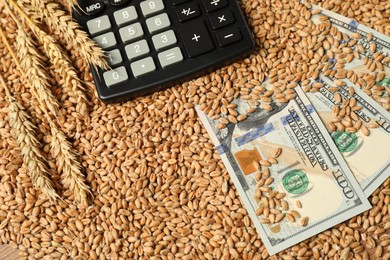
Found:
<box><xmin>38</xmin><ymin>31</ymin><xmax>90</xmax><ymax>116</ymax></box>
<box><xmin>0</xmin><ymin>24</ymin><xmax>90</xmax><ymax>205</ymax></box>
<box><xmin>1</xmin><ymin>0</ymin><xmax>60</xmax><ymax>117</ymax></box>
<box><xmin>15</xmin><ymin>27</ymin><xmax>61</xmax><ymax>115</ymax></box>
<box><xmin>0</xmin><ymin>73</ymin><xmax>58</xmax><ymax>201</ymax></box>
<box><xmin>8</xmin><ymin>0</ymin><xmax>90</xmax><ymax>117</ymax></box>
<box><xmin>66</xmin><ymin>0</ymin><xmax>78</xmax><ymax>12</ymax></box>
<box><xmin>49</xmin><ymin>121</ymin><xmax>90</xmax><ymax>205</ymax></box>
<box><xmin>30</xmin><ymin>0</ymin><xmax>108</xmax><ymax>70</ymax></box>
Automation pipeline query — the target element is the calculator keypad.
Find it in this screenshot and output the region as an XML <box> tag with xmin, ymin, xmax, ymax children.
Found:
<box><xmin>75</xmin><ymin>0</ymin><xmax>255</xmax><ymax>102</ymax></box>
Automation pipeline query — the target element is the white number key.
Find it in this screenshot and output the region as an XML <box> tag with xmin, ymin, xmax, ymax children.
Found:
<box><xmin>114</xmin><ymin>6</ymin><xmax>138</xmax><ymax>26</ymax></box>
<box><xmin>152</xmin><ymin>30</ymin><xmax>177</xmax><ymax>50</ymax></box>
<box><xmin>119</xmin><ymin>22</ymin><xmax>144</xmax><ymax>43</ymax></box>
<box><xmin>87</xmin><ymin>15</ymin><xmax>111</xmax><ymax>35</ymax></box>
<box><xmin>125</xmin><ymin>40</ymin><xmax>150</xmax><ymax>61</ymax></box>
<box><xmin>93</xmin><ymin>32</ymin><xmax>117</xmax><ymax>49</ymax></box>
<box><xmin>140</xmin><ymin>0</ymin><xmax>164</xmax><ymax>17</ymax></box>
<box><xmin>103</xmin><ymin>67</ymin><xmax>128</xmax><ymax>87</ymax></box>
<box><xmin>146</xmin><ymin>13</ymin><xmax>170</xmax><ymax>34</ymax></box>
<box><xmin>106</xmin><ymin>49</ymin><xmax>123</xmax><ymax>66</ymax></box>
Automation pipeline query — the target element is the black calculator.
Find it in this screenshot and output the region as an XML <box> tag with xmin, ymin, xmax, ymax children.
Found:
<box><xmin>74</xmin><ymin>0</ymin><xmax>255</xmax><ymax>102</ymax></box>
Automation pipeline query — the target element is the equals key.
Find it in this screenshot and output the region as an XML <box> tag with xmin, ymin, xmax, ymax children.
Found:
<box><xmin>158</xmin><ymin>47</ymin><xmax>184</xmax><ymax>68</ymax></box>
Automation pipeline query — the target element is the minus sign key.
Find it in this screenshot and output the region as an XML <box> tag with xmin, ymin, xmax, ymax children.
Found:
<box><xmin>216</xmin><ymin>28</ymin><xmax>242</xmax><ymax>47</ymax></box>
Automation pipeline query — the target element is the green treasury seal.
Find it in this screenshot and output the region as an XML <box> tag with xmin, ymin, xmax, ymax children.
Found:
<box><xmin>377</xmin><ymin>78</ymin><xmax>389</xmax><ymax>98</ymax></box>
<box><xmin>282</xmin><ymin>170</ymin><xmax>309</xmax><ymax>195</ymax></box>
<box><xmin>377</xmin><ymin>77</ymin><xmax>389</xmax><ymax>88</ymax></box>
<box><xmin>331</xmin><ymin>131</ymin><xmax>358</xmax><ymax>153</ymax></box>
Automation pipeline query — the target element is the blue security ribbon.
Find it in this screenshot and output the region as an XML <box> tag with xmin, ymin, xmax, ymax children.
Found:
<box><xmin>235</xmin><ymin>123</ymin><xmax>275</xmax><ymax>146</ymax></box>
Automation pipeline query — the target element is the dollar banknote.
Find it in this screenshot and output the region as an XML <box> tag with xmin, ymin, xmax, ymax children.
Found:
<box><xmin>307</xmin><ymin>77</ymin><xmax>390</xmax><ymax>196</ymax></box>
<box><xmin>310</xmin><ymin>4</ymin><xmax>389</xmax><ymax>96</ymax></box>
<box><xmin>196</xmin><ymin>87</ymin><xmax>371</xmax><ymax>255</ymax></box>
<box><xmin>307</xmin><ymin>5</ymin><xmax>390</xmax><ymax>196</ymax></box>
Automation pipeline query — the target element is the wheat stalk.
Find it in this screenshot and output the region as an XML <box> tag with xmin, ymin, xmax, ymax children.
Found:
<box><xmin>0</xmin><ymin>73</ymin><xmax>58</xmax><ymax>201</ymax></box>
<box><xmin>49</xmin><ymin>120</ymin><xmax>90</xmax><ymax>205</ymax></box>
<box><xmin>0</xmin><ymin>21</ymin><xmax>90</xmax><ymax>205</ymax></box>
<box><xmin>8</xmin><ymin>0</ymin><xmax>90</xmax><ymax>117</ymax></box>
<box><xmin>29</xmin><ymin>0</ymin><xmax>109</xmax><ymax>70</ymax></box>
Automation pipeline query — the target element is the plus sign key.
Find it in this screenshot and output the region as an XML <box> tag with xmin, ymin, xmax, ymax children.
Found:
<box><xmin>179</xmin><ymin>21</ymin><xmax>214</xmax><ymax>57</ymax></box>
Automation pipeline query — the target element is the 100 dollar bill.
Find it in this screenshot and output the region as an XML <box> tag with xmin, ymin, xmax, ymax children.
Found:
<box><xmin>308</xmin><ymin>5</ymin><xmax>390</xmax><ymax>196</ymax></box>
<box><xmin>310</xmin><ymin>4</ymin><xmax>389</xmax><ymax>96</ymax></box>
<box><xmin>196</xmin><ymin>87</ymin><xmax>371</xmax><ymax>255</ymax></box>
<box><xmin>307</xmin><ymin>77</ymin><xmax>390</xmax><ymax>196</ymax></box>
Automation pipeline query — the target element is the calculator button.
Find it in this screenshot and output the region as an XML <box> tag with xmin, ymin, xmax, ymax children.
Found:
<box><xmin>125</xmin><ymin>40</ymin><xmax>150</xmax><ymax>61</ymax></box>
<box><xmin>131</xmin><ymin>57</ymin><xmax>156</xmax><ymax>77</ymax></box>
<box><xmin>158</xmin><ymin>47</ymin><xmax>183</xmax><ymax>67</ymax></box>
<box><xmin>176</xmin><ymin>2</ymin><xmax>200</xmax><ymax>22</ymax></box>
<box><xmin>179</xmin><ymin>21</ymin><xmax>214</xmax><ymax>57</ymax></box>
<box><xmin>119</xmin><ymin>23</ymin><xmax>144</xmax><ymax>43</ymax></box>
<box><xmin>79</xmin><ymin>2</ymin><xmax>105</xmax><ymax>16</ymax></box>
<box><xmin>93</xmin><ymin>32</ymin><xmax>117</xmax><ymax>49</ymax></box>
<box><xmin>146</xmin><ymin>13</ymin><xmax>171</xmax><ymax>34</ymax></box>
<box><xmin>209</xmin><ymin>10</ymin><xmax>235</xmax><ymax>30</ymax></box>
<box><xmin>114</xmin><ymin>6</ymin><xmax>138</xmax><ymax>26</ymax></box>
<box><xmin>171</xmin><ymin>0</ymin><xmax>189</xmax><ymax>5</ymax></box>
<box><xmin>109</xmin><ymin>0</ymin><xmax>129</xmax><ymax>6</ymax></box>
<box><xmin>202</xmin><ymin>0</ymin><xmax>228</xmax><ymax>12</ymax></box>
<box><xmin>103</xmin><ymin>67</ymin><xmax>128</xmax><ymax>87</ymax></box>
<box><xmin>152</xmin><ymin>30</ymin><xmax>177</xmax><ymax>50</ymax></box>
<box><xmin>87</xmin><ymin>15</ymin><xmax>111</xmax><ymax>35</ymax></box>
<box><xmin>216</xmin><ymin>28</ymin><xmax>241</xmax><ymax>47</ymax></box>
<box><xmin>140</xmin><ymin>0</ymin><xmax>165</xmax><ymax>17</ymax></box>
<box><xmin>106</xmin><ymin>49</ymin><xmax>123</xmax><ymax>66</ymax></box>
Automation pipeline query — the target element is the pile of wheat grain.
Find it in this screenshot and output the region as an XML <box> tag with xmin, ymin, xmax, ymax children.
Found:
<box><xmin>0</xmin><ymin>0</ymin><xmax>389</xmax><ymax>259</ymax></box>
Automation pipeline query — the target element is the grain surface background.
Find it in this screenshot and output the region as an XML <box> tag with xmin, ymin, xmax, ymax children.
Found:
<box><xmin>0</xmin><ymin>0</ymin><xmax>389</xmax><ymax>259</ymax></box>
